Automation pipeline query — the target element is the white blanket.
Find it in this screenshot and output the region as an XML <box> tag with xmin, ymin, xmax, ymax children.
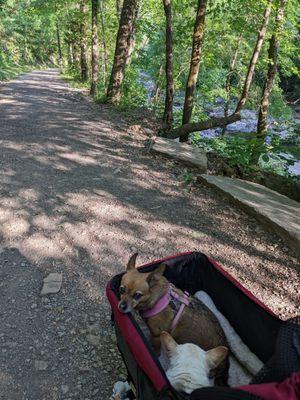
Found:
<box><xmin>195</xmin><ymin>291</ymin><xmax>264</xmax><ymax>386</ymax></box>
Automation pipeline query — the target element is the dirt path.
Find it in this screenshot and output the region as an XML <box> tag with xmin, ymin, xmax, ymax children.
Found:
<box><xmin>0</xmin><ymin>70</ymin><xmax>299</xmax><ymax>400</ymax></box>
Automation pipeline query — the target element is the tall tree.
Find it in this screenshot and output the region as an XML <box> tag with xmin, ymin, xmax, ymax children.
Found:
<box><xmin>126</xmin><ymin>4</ymin><xmax>139</xmax><ymax>66</ymax></box>
<box><xmin>79</xmin><ymin>0</ymin><xmax>89</xmax><ymax>81</ymax></box>
<box><xmin>222</xmin><ymin>34</ymin><xmax>242</xmax><ymax>136</ymax></box>
<box><xmin>56</xmin><ymin>21</ymin><xmax>63</xmax><ymax>67</ymax></box>
<box><xmin>106</xmin><ymin>0</ymin><xmax>139</xmax><ymax>103</ymax></box>
<box><xmin>99</xmin><ymin>0</ymin><xmax>108</xmax><ymax>85</ymax></box>
<box><xmin>53</xmin><ymin>3</ymin><xmax>62</xmax><ymax>67</ymax></box>
<box><xmin>151</xmin><ymin>64</ymin><xmax>164</xmax><ymax>105</ymax></box>
<box><xmin>181</xmin><ymin>0</ymin><xmax>208</xmax><ymax>141</ymax></box>
<box><xmin>234</xmin><ymin>1</ymin><xmax>273</xmax><ymax>114</ymax></box>
<box><xmin>254</xmin><ymin>0</ymin><xmax>287</xmax><ymax>158</ymax></box>
<box><xmin>64</xmin><ymin>11</ymin><xmax>79</xmax><ymax>70</ymax></box>
<box><xmin>116</xmin><ymin>0</ymin><xmax>122</xmax><ymax>19</ymax></box>
<box><xmin>66</xmin><ymin>41</ymin><xmax>73</xmax><ymax>67</ymax></box>
<box><xmin>165</xmin><ymin>0</ymin><xmax>273</xmax><ymax>140</ymax></box>
<box><xmin>162</xmin><ymin>0</ymin><xmax>174</xmax><ymax>130</ymax></box>
<box><xmin>73</xmin><ymin>43</ymin><xmax>81</xmax><ymax>71</ymax></box>
<box><xmin>90</xmin><ymin>0</ymin><xmax>99</xmax><ymax>96</ymax></box>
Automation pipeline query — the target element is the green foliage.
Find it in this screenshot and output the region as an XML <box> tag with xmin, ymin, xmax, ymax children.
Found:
<box><xmin>259</xmin><ymin>153</ymin><xmax>289</xmax><ymax>177</ymax></box>
<box><xmin>60</xmin><ymin>68</ymin><xmax>89</xmax><ymax>89</ymax></box>
<box><xmin>117</xmin><ymin>66</ymin><xmax>148</xmax><ymax>110</ymax></box>
<box><xmin>193</xmin><ymin>130</ymin><xmax>299</xmax><ymax>179</ymax></box>
<box><xmin>196</xmin><ymin>66</ymin><xmax>228</xmax><ymax>104</ymax></box>
<box><xmin>181</xmin><ymin>170</ymin><xmax>194</xmax><ymax>184</ymax></box>
<box><xmin>0</xmin><ymin>0</ymin><xmax>57</xmax><ymax>79</ymax></box>
<box><xmin>192</xmin><ymin>134</ymin><xmax>257</xmax><ymax>171</ymax></box>
<box><xmin>269</xmin><ymin>85</ymin><xmax>293</xmax><ymax>120</ymax></box>
<box><xmin>0</xmin><ymin>61</ymin><xmax>32</xmax><ymax>81</ymax></box>
<box><xmin>172</xmin><ymin>108</ymin><xmax>183</xmax><ymax>127</ymax></box>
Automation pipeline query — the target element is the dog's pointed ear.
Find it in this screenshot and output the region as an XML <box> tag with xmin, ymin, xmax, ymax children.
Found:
<box><xmin>146</xmin><ymin>263</ymin><xmax>166</xmax><ymax>287</ymax></box>
<box><xmin>126</xmin><ymin>253</ymin><xmax>138</xmax><ymax>271</ymax></box>
<box><xmin>160</xmin><ymin>331</ymin><xmax>178</xmax><ymax>357</ymax></box>
<box><xmin>206</xmin><ymin>346</ymin><xmax>228</xmax><ymax>370</ymax></box>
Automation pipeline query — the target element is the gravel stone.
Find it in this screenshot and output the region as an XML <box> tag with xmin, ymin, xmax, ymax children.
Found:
<box><xmin>86</xmin><ymin>335</ymin><xmax>100</xmax><ymax>347</ymax></box>
<box><xmin>34</xmin><ymin>360</ymin><xmax>48</xmax><ymax>371</ymax></box>
<box><xmin>40</xmin><ymin>273</ymin><xmax>63</xmax><ymax>296</ymax></box>
<box><xmin>61</xmin><ymin>385</ymin><xmax>69</xmax><ymax>394</ymax></box>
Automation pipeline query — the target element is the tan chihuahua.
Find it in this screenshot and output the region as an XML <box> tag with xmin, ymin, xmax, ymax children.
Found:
<box><xmin>118</xmin><ymin>254</ymin><xmax>229</xmax><ymax>386</ymax></box>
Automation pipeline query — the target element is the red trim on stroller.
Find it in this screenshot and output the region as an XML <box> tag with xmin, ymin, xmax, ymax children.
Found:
<box><xmin>106</xmin><ymin>282</ymin><xmax>168</xmax><ymax>393</ymax></box>
<box><xmin>239</xmin><ymin>372</ymin><xmax>300</xmax><ymax>400</ymax></box>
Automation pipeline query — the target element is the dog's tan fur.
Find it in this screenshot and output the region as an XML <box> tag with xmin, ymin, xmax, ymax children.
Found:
<box><xmin>118</xmin><ymin>254</ymin><xmax>229</xmax><ymax>385</ymax></box>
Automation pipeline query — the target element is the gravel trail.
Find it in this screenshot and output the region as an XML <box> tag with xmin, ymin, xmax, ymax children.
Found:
<box><xmin>0</xmin><ymin>69</ymin><xmax>299</xmax><ymax>400</ymax></box>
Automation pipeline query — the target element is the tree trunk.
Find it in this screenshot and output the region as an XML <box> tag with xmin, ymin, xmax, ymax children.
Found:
<box><xmin>235</xmin><ymin>0</ymin><xmax>273</xmax><ymax>114</ymax></box>
<box><xmin>80</xmin><ymin>0</ymin><xmax>89</xmax><ymax>81</ymax></box>
<box><xmin>116</xmin><ymin>0</ymin><xmax>123</xmax><ymax>19</ymax></box>
<box><xmin>165</xmin><ymin>0</ymin><xmax>273</xmax><ymax>140</ymax></box>
<box><xmin>73</xmin><ymin>42</ymin><xmax>81</xmax><ymax>71</ymax></box>
<box><xmin>126</xmin><ymin>4</ymin><xmax>139</xmax><ymax>67</ymax></box>
<box><xmin>80</xmin><ymin>42</ymin><xmax>89</xmax><ymax>82</ymax></box>
<box><xmin>67</xmin><ymin>41</ymin><xmax>73</xmax><ymax>67</ymax></box>
<box><xmin>90</xmin><ymin>0</ymin><xmax>99</xmax><ymax>96</ymax></box>
<box><xmin>54</xmin><ymin>3</ymin><xmax>63</xmax><ymax>67</ymax></box>
<box><xmin>162</xmin><ymin>0</ymin><xmax>174</xmax><ymax>130</ymax></box>
<box><xmin>106</xmin><ymin>0</ymin><xmax>139</xmax><ymax>103</ymax></box>
<box><xmin>253</xmin><ymin>0</ymin><xmax>287</xmax><ymax>163</ymax></box>
<box><xmin>151</xmin><ymin>64</ymin><xmax>164</xmax><ymax>105</ymax></box>
<box><xmin>56</xmin><ymin>22</ymin><xmax>63</xmax><ymax>67</ymax></box>
<box><xmin>181</xmin><ymin>0</ymin><xmax>207</xmax><ymax>141</ymax></box>
<box><xmin>222</xmin><ymin>34</ymin><xmax>242</xmax><ymax>136</ymax></box>
<box><xmin>99</xmin><ymin>0</ymin><xmax>108</xmax><ymax>85</ymax></box>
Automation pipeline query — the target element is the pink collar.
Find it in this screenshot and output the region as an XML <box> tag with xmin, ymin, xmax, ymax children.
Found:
<box><xmin>140</xmin><ymin>287</ymin><xmax>171</xmax><ymax>319</ymax></box>
<box><xmin>140</xmin><ymin>286</ymin><xmax>190</xmax><ymax>333</ymax></box>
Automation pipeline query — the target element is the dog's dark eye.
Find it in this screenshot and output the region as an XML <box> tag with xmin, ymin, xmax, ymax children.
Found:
<box><xmin>133</xmin><ymin>292</ymin><xmax>142</xmax><ymax>301</ymax></box>
<box><xmin>119</xmin><ymin>286</ymin><xmax>126</xmax><ymax>294</ymax></box>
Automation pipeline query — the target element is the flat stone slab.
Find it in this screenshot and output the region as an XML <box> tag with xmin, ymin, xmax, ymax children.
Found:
<box><xmin>152</xmin><ymin>137</ymin><xmax>207</xmax><ymax>173</ymax></box>
<box><xmin>41</xmin><ymin>272</ymin><xmax>63</xmax><ymax>296</ymax></box>
<box><xmin>34</xmin><ymin>360</ymin><xmax>48</xmax><ymax>371</ymax></box>
<box><xmin>200</xmin><ymin>174</ymin><xmax>300</xmax><ymax>257</ymax></box>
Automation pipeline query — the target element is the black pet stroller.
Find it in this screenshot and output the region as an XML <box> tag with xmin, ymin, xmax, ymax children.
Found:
<box><xmin>106</xmin><ymin>251</ymin><xmax>300</xmax><ymax>400</ymax></box>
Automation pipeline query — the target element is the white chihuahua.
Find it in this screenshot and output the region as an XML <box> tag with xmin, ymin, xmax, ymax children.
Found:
<box><xmin>160</xmin><ymin>331</ymin><xmax>228</xmax><ymax>394</ymax></box>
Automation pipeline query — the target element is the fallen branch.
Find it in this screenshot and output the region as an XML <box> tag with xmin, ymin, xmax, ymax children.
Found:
<box><xmin>163</xmin><ymin>112</ymin><xmax>241</xmax><ymax>139</ymax></box>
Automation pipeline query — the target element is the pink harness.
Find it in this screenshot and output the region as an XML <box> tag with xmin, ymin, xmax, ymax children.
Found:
<box><xmin>140</xmin><ymin>286</ymin><xmax>190</xmax><ymax>333</ymax></box>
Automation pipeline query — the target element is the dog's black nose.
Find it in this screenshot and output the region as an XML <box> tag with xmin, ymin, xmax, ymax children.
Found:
<box><xmin>119</xmin><ymin>300</ymin><xmax>127</xmax><ymax>312</ymax></box>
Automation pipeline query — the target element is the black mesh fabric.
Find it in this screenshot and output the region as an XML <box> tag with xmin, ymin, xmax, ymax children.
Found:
<box><xmin>190</xmin><ymin>387</ymin><xmax>263</xmax><ymax>400</ymax></box>
<box><xmin>252</xmin><ymin>316</ymin><xmax>300</xmax><ymax>384</ymax></box>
